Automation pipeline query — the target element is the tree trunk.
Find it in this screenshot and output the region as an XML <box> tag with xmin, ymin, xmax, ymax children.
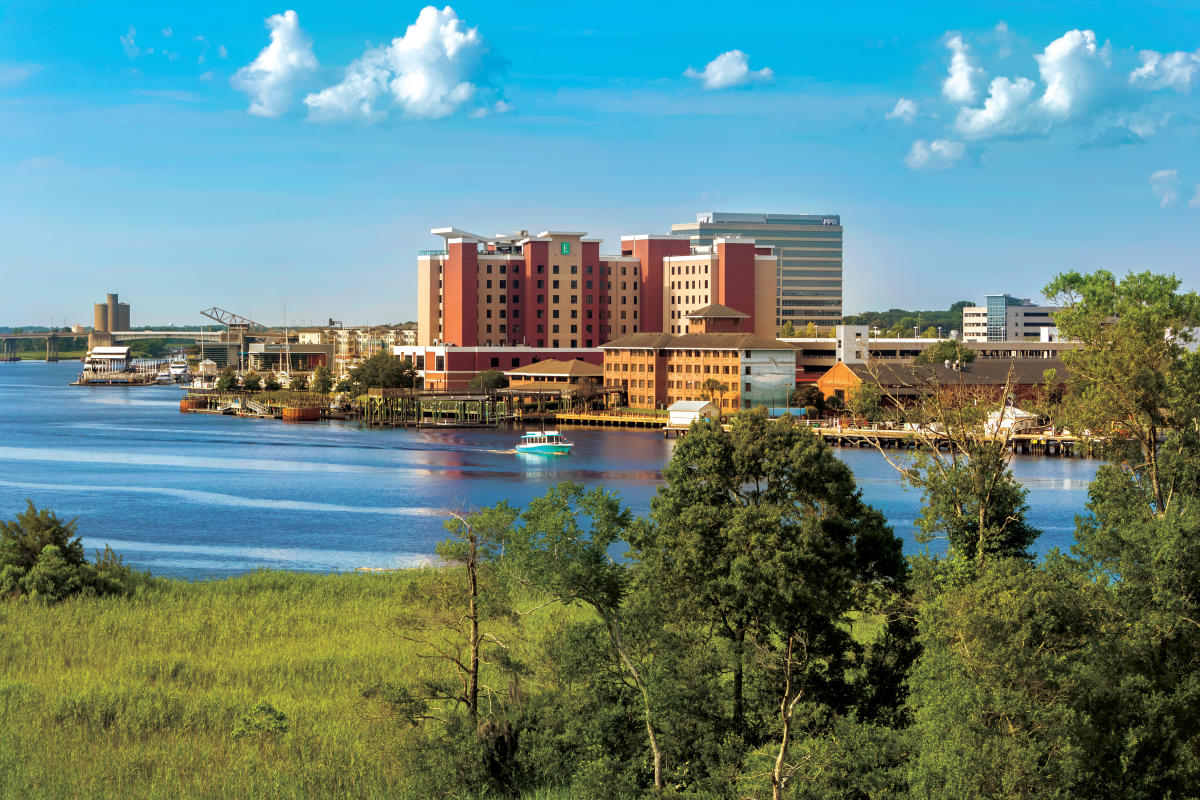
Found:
<box><xmin>605</xmin><ymin>616</ymin><xmax>663</xmax><ymax>796</ymax></box>
<box><xmin>1147</xmin><ymin>425</ymin><xmax>1165</xmax><ymax>514</ymax></box>
<box><xmin>732</xmin><ymin>627</ymin><xmax>746</xmax><ymax>730</ymax></box>
<box><xmin>467</xmin><ymin>526</ymin><xmax>479</xmax><ymax>725</ymax></box>
<box><xmin>772</xmin><ymin>636</ymin><xmax>803</xmax><ymax>800</ymax></box>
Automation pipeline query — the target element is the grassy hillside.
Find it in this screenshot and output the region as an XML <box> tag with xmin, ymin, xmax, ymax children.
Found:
<box><xmin>0</xmin><ymin>569</ymin><xmax>578</xmax><ymax>800</ymax></box>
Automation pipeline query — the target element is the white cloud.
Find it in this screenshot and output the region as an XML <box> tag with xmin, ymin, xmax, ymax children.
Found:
<box><xmin>1035</xmin><ymin>29</ymin><xmax>1110</xmax><ymax>118</ymax></box>
<box><xmin>904</xmin><ymin>138</ymin><xmax>965</xmax><ymax>170</ymax></box>
<box><xmin>942</xmin><ymin>34</ymin><xmax>985</xmax><ymax>103</ymax></box>
<box><xmin>1150</xmin><ymin>169</ymin><xmax>1180</xmax><ymax>207</ymax></box>
<box><xmin>231</xmin><ymin>10</ymin><xmax>317</xmax><ymax>118</ymax></box>
<box><xmin>304</xmin><ymin>6</ymin><xmax>499</xmax><ymax>121</ymax></box>
<box><xmin>218</xmin><ymin>45</ymin><xmax>228</xmax><ymax>59</ymax></box>
<box><xmin>954</xmin><ymin>75</ymin><xmax>1037</xmax><ymax>138</ymax></box>
<box><xmin>1190</xmin><ymin>185</ymin><xmax>1200</xmax><ymax>209</ymax></box>
<box><xmin>1130</xmin><ymin>48</ymin><xmax>1200</xmax><ymax>92</ymax></box>
<box><xmin>0</xmin><ymin>62</ymin><xmax>40</xmax><ymax>85</ymax></box>
<box><xmin>162</xmin><ymin>26</ymin><xmax>173</xmax><ymax>38</ymax></box>
<box><xmin>199</xmin><ymin>71</ymin><xmax>214</xmax><ymax>82</ymax></box>
<box><xmin>684</xmin><ymin>50</ymin><xmax>773</xmax><ymax>90</ymax></box>
<box><xmin>121</xmin><ymin>26</ymin><xmax>141</xmax><ymax>58</ymax></box>
<box><xmin>885</xmin><ymin>97</ymin><xmax>918</xmax><ymax>123</ymax></box>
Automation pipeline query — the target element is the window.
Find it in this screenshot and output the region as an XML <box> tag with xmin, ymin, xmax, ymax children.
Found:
<box><xmin>512</xmin><ymin>358</ymin><xmax>520</xmax><ymax>368</ymax></box>
<box><xmin>745</xmin><ymin>383</ymin><xmax>752</xmax><ymax>392</ymax></box>
<box><xmin>744</xmin><ymin>366</ymin><xmax>751</xmax><ymax>375</ymax></box>
<box><xmin>553</xmin><ymin>265</ymin><xmax>560</xmax><ymax>274</ymax></box>
<box><xmin>499</xmin><ymin>280</ymin><xmax>506</xmax><ymax>289</ymax></box>
<box><xmin>486</xmin><ymin>279</ymin><xmax>492</xmax><ymax>288</ymax></box>
<box><xmin>552</xmin><ymin>279</ymin><xmax>560</xmax><ymax>289</ymax></box>
<box><xmin>537</xmin><ymin>279</ymin><xmax>544</xmax><ymax>289</ymax></box>
<box><xmin>570</xmin><ymin>265</ymin><xmax>578</xmax><ymax>274</ymax></box>
<box><xmin>490</xmin><ymin>357</ymin><xmax>499</xmax><ymax>367</ymax></box>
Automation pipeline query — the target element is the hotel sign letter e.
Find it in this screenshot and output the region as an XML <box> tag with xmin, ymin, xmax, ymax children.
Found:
<box><xmin>560</xmin><ymin>241</ymin><xmax>571</xmax><ymax>255</ymax></box>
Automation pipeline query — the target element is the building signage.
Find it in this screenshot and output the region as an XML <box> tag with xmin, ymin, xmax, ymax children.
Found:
<box><xmin>560</xmin><ymin>241</ymin><xmax>571</xmax><ymax>255</ymax></box>
<box><xmin>821</xmin><ymin>218</ymin><xmax>838</xmax><ymax>226</ymax></box>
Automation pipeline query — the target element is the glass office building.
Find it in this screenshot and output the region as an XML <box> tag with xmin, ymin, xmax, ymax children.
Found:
<box><xmin>669</xmin><ymin>212</ymin><xmax>842</xmax><ymax>328</ymax></box>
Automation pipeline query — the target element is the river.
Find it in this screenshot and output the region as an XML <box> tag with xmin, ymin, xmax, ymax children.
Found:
<box><xmin>0</xmin><ymin>362</ymin><xmax>1100</xmax><ymax>579</ymax></box>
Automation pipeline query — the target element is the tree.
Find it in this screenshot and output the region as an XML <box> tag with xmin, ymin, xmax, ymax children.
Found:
<box><xmin>1045</xmin><ymin>269</ymin><xmax>1200</xmax><ymax>514</ymax></box>
<box><xmin>310</xmin><ymin>365</ymin><xmax>333</xmax><ymax>394</ymax></box>
<box><xmin>779</xmin><ymin>321</ymin><xmax>797</xmax><ymax>338</ymax></box>
<box><xmin>505</xmin><ymin>483</ymin><xmax>668</xmax><ymax>795</ymax></box>
<box><xmin>215</xmin><ymin>367</ymin><xmax>238</xmax><ymax>392</ymax></box>
<box><xmin>803</xmin><ymin>322</ymin><xmax>818</xmax><ymax>337</ymax></box>
<box><xmin>790</xmin><ymin>383</ymin><xmax>824</xmax><ymax>413</ymax></box>
<box><xmin>920</xmin><ymin>326</ymin><xmax>939</xmax><ymax>338</ymax></box>
<box><xmin>241</xmin><ymin>372</ymin><xmax>262</xmax><ymax>392</ymax></box>
<box><xmin>346</xmin><ymin>352</ymin><xmax>415</xmax><ymax>395</ymax></box>
<box><xmin>914</xmin><ymin>339</ymin><xmax>976</xmax><ymax>365</ymax></box>
<box><xmin>847</xmin><ymin>381</ymin><xmax>885</xmax><ymax>422</ymax></box>
<box><xmin>700</xmin><ymin>378</ymin><xmax>727</xmax><ymax>418</ymax></box>
<box><xmin>262</xmin><ymin>372</ymin><xmax>281</xmax><ymax>392</ymax></box>
<box><xmin>636</xmin><ymin>411</ymin><xmax>906</xmax><ymax>735</ymax></box>
<box><xmin>0</xmin><ymin>500</ymin><xmax>83</xmax><ymax>571</ymax></box>
<box><xmin>289</xmin><ymin>373</ymin><xmax>309</xmax><ymax>392</ymax></box>
<box><xmin>469</xmin><ymin>369</ymin><xmax>509</xmax><ymax>391</ymax></box>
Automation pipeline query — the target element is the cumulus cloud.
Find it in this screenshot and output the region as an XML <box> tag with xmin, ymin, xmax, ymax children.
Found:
<box><xmin>955</xmin><ymin>76</ymin><xmax>1037</xmax><ymax>138</ymax></box>
<box><xmin>1130</xmin><ymin>48</ymin><xmax>1200</xmax><ymax>92</ymax></box>
<box><xmin>0</xmin><ymin>62</ymin><xmax>40</xmax><ymax>85</ymax></box>
<box><xmin>1035</xmin><ymin>29</ymin><xmax>1110</xmax><ymax>118</ymax></box>
<box><xmin>1150</xmin><ymin>169</ymin><xmax>1180</xmax><ymax>207</ymax></box>
<box><xmin>684</xmin><ymin>50</ymin><xmax>773</xmax><ymax>90</ymax></box>
<box><xmin>904</xmin><ymin>138</ymin><xmax>965</xmax><ymax>170</ymax></box>
<box><xmin>942</xmin><ymin>34</ymin><xmax>985</xmax><ymax>103</ymax></box>
<box><xmin>886</xmin><ymin>97</ymin><xmax>918</xmax><ymax>123</ymax></box>
<box><xmin>231</xmin><ymin>10</ymin><xmax>318</xmax><ymax>118</ymax></box>
<box><xmin>304</xmin><ymin>5</ymin><xmax>499</xmax><ymax>121</ymax></box>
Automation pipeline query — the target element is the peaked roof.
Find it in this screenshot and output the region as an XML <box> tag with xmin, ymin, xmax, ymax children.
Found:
<box><xmin>504</xmin><ymin>358</ymin><xmax>603</xmax><ymax>377</ymax></box>
<box><xmin>669</xmin><ymin>400</ymin><xmax>716</xmax><ymax>411</ymax></box>
<box><xmin>602</xmin><ymin>332</ymin><xmax>794</xmax><ymax>351</ymax></box>
<box><xmin>686</xmin><ymin>303</ymin><xmax>749</xmax><ymax>319</ymax></box>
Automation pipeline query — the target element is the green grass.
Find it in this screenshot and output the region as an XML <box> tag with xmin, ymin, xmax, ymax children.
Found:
<box><xmin>0</xmin><ymin>569</ymin><xmax>578</xmax><ymax>800</ymax></box>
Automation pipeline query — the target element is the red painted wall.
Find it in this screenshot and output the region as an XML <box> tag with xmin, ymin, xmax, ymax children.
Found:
<box><xmin>716</xmin><ymin>241</ymin><xmax>757</xmax><ymax>322</ymax></box>
<box><xmin>444</xmin><ymin>241</ymin><xmax>479</xmax><ymax>346</ymax></box>
<box><xmin>625</xmin><ymin>237</ymin><xmax>689</xmax><ymax>334</ymax></box>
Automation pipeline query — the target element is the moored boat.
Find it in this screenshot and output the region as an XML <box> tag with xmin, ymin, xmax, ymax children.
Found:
<box><xmin>516</xmin><ymin>430</ymin><xmax>573</xmax><ymax>455</ymax></box>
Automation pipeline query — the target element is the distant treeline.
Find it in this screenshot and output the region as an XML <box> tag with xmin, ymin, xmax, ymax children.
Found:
<box><xmin>843</xmin><ymin>300</ymin><xmax>974</xmax><ymax>335</ymax></box>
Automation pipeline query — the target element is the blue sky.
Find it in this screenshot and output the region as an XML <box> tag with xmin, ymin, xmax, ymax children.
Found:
<box><xmin>2</xmin><ymin>1</ymin><xmax>1198</xmax><ymax>327</ymax></box>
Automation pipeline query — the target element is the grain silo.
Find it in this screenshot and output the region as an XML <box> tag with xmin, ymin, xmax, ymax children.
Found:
<box><xmin>106</xmin><ymin>293</ymin><xmax>119</xmax><ymax>333</ymax></box>
<box><xmin>117</xmin><ymin>303</ymin><xmax>130</xmax><ymax>331</ymax></box>
<box><xmin>93</xmin><ymin>303</ymin><xmax>109</xmax><ymax>332</ymax></box>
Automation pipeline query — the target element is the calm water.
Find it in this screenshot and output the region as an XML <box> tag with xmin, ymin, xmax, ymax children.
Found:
<box><xmin>0</xmin><ymin>362</ymin><xmax>1100</xmax><ymax>579</ymax></box>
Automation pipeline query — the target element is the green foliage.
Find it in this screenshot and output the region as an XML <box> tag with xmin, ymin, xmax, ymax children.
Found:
<box><xmin>0</xmin><ymin>500</ymin><xmax>83</xmax><ymax>571</ymax></box>
<box><xmin>843</xmin><ymin>301</ymin><xmax>973</xmax><ymax>335</ymax></box>
<box><xmin>240</xmin><ymin>372</ymin><xmax>262</xmax><ymax>392</ymax></box>
<box><xmin>779</xmin><ymin>321</ymin><xmax>797</xmax><ymax>337</ymax></box>
<box><xmin>847</xmin><ymin>382</ymin><xmax>885</xmax><ymax>422</ymax></box>
<box><xmin>262</xmin><ymin>372</ymin><xmax>281</xmax><ymax>392</ymax></box>
<box><xmin>913</xmin><ymin>339</ymin><xmax>976</xmax><ymax>365</ymax></box>
<box><xmin>468</xmin><ymin>369</ymin><xmax>509</xmax><ymax>391</ymax></box>
<box><xmin>790</xmin><ymin>383</ymin><xmax>824</xmax><ymax>412</ymax></box>
<box><xmin>1045</xmin><ymin>269</ymin><xmax>1200</xmax><ymax>513</ymax></box>
<box><xmin>346</xmin><ymin>352</ymin><xmax>415</xmax><ymax>395</ymax></box>
<box><xmin>310</xmin><ymin>364</ymin><xmax>334</xmax><ymax>394</ymax></box>
<box><xmin>288</xmin><ymin>373</ymin><xmax>308</xmax><ymax>392</ymax></box>
<box><xmin>129</xmin><ymin>339</ymin><xmax>169</xmax><ymax>358</ymax></box>
<box><xmin>231</xmin><ymin>700</ymin><xmax>289</xmax><ymax>739</ymax></box>
<box><xmin>214</xmin><ymin>367</ymin><xmax>238</xmax><ymax>392</ymax></box>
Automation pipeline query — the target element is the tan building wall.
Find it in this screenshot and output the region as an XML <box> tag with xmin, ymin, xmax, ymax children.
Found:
<box><xmin>417</xmin><ymin>255</ymin><xmax>442</xmax><ymax>346</ymax></box>
<box><xmin>604</xmin><ymin>347</ymin><xmax>747</xmax><ymax>412</ymax></box>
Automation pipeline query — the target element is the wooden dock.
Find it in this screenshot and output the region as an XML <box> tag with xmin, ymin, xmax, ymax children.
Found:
<box><xmin>555</xmin><ymin>411</ymin><xmax>669</xmax><ymax>428</ymax></box>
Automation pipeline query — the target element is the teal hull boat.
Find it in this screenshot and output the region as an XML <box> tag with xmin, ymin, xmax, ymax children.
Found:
<box><xmin>517</xmin><ymin>430</ymin><xmax>573</xmax><ymax>455</ymax></box>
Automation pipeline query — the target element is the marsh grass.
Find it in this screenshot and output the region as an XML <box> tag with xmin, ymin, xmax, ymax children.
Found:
<box><xmin>0</xmin><ymin>569</ymin><xmax>579</xmax><ymax>800</ymax></box>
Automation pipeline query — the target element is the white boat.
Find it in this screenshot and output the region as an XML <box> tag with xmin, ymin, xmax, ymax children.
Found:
<box><xmin>516</xmin><ymin>430</ymin><xmax>573</xmax><ymax>455</ymax></box>
<box><xmin>168</xmin><ymin>358</ymin><xmax>190</xmax><ymax>381</ymax></box>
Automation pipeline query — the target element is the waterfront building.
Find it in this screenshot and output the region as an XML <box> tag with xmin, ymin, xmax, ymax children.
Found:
<box><xmin>816</xmin><ymin>358</ymin><xmax>1068</xmax><ymax>405</ymax></box>
<box><xmin>246</xmin><ymin>342</ymin><xmax>333</xmax><ymax>374</ymax></box>
<box><xmin>600</xmin><ymin>305</ymin><xmax>795</xmax><ymax>412</ymax></box>
<box><xmin>416</xmin><ymin>225</ymin><xmax>778</xmax><ymax>351</ymax></box>
<box><xmin>962</xmin><ymin>294</ymin><xmax>1057</xmax><ymax>342</ymax></box>
<box><xmin>670</xmin><ymin>212</ymin><xmax>843</xmax><ymax>329</ymax></box>
<box><xmin>393</xmin><ymin>343</ymin><xmax>603</xmax><ymax>390</ymax></box>
<box><xmin>503</xmin><ymin>358</ymin><xmax>603</xmax><ymax>390</ymax></box>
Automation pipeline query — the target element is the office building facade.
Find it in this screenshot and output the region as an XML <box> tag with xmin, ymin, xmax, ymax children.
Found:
<box><xmin>416</xmin><ymin>226</ymin><xmax>777</xmax><ymax>350</ymax></box>
<box><xmin>669</xmin><ymin>212</ymin><xmax>843</xmax><ymax>329</ymax></box>
<box><xmin>962</xmin><ymin>294</ymin><xmax>1057</xmax><ymax>342</ymax></box>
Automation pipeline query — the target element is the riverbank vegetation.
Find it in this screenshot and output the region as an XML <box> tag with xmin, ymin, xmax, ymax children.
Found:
<box><xmin>4</xmin><ymin>270</ymin><xmax>1200</xmax><ymax>798</ymax></box>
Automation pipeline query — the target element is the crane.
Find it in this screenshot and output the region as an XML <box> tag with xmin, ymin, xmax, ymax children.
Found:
<box><xmin>200</xmin><ymin>307</ymin><xmax>264</xmax><ymax>330</ymax></box>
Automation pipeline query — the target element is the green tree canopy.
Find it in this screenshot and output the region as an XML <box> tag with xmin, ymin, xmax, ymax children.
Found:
<box><xmin>215</xmin><ymin>367</ymin><xmax>238</xmax><ymax>392</ymax></box>
<box><xmin>468</xmin><ymin>369</ymin><xmax>508</xmax><ymax>391</ymax></box>
<box><xmin>310</xmin><ymin>364</ymin><xmax>333</xmax><ymax>394</ymax></box>
<box><xmin>346</xmin><ymin>352</ymin><xmax>416</xmax><ymax>395</ymax></box>
<box><xmin>913</xmin><ymin>339</ymin><xmax>976</xmax><ymax>365</ymax></box>
<box><xmin>240</xmin><ymin>372</ymin><xmax>262</xmax><ymax>392</ymax></box>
